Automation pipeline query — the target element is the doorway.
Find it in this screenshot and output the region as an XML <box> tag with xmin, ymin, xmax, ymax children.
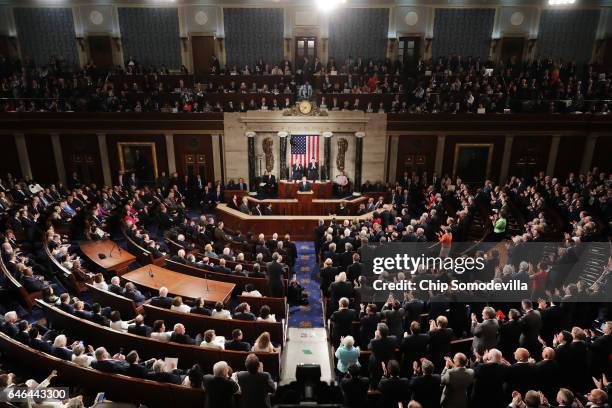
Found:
<box><xmin>295</xmin><ymin>36</ymin><xmax>317</xmax><ymax>69</ymax></box>
<box><xmin>399</xmin><ymin>36</ymin><xmax>421</xmax><ymax>72</ymax></box>
<box><xmin>192</xmin><ymin>36</ymin><xmax>215</xmax><ymax>76</ymax></box>
<box><xmin>500</xmin><ymin>37</ymin><xmax>525</xmax><ymax>65</ymax></box>
<box><xmin>87</xmin><ymin>36</ymin><xmax>114</xmax><ymax>68</ymax></box>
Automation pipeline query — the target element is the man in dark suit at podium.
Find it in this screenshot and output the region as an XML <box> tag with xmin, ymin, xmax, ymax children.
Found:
<box><xmin>307</xmin><ymin>158</ymin><xmax>319</xmax><ymax>180</ymax></box>
<box><xmin>298</xmin><ymin>177</ymin><xmax>311</xmax><ymax>192</ymax></box>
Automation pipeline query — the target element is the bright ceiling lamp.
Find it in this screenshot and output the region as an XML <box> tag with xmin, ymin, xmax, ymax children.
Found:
<box><xmin>316</xmin><ymin>0</ymin><xmax>347</xmax><ymax>13</ymax></box>
<box><xmin>548</xmin><ymin>0</ymin><xmax>576</xmax><ymax>5</ymax></box>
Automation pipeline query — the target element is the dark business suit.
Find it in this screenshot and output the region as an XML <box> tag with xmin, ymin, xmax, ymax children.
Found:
<box><xmin>235</xmin><ymin>371</ymin><xmax>276</xmax><ymax>408</ymax></box>
<box><xmin>265</xmin><ymin>260</ymin><xmax>285</xmax><ymax>297</ymax></box>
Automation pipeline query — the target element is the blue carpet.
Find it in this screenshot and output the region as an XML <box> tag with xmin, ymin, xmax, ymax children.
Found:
<box><xmin>288</xmin><ymin>242</ymin><xmax>323</xmax><ymax>328</ymax></box>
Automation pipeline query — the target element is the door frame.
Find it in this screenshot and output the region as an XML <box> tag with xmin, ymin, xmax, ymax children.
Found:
<box><xmin>86</xmin><ymin>33</ymin><xmax>115</xmax><ymax>67</ymax></box>
<box><xmin>294</xmin><ymin>36</ymin><xmax>318</xmax><ymax>67</ymax></box>
<box><xmin>396</xmin><ymin>33</ymin><xmax>425</xmax><ymax>63</ymax></box>
<box><xmin>189</xmin><ymin>32</ymin><xmax>217</xmax><ymax>75</ymax></box>
<box><xmin>498</xmin><ymin>33</ymin><xmax>528</xmax><ymax>64</ymax></box>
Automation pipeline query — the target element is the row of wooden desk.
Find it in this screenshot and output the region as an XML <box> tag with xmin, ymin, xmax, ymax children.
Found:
<box><xmin>79</xmin><ymin>242</ymin><xmax>235</xmax><ymax>305</ymax></box>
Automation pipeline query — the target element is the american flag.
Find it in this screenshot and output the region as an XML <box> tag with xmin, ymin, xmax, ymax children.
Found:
<box><xmin>290</xmin><ymin>135</ymin><xmax>319</xmax><ymax>166</ymax></box>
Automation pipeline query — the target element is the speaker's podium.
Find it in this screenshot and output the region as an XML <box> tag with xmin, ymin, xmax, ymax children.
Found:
<box><xmin>297</xmin><ymin>190</ymin><xmax>314</xmax><ymax>214</ymax></box>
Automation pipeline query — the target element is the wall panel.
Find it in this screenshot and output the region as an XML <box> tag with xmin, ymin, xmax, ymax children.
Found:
<box><xmin>329</xmin><ymin>8</ymin><xmax>390</xmax><ymax>63</ymax></box>
<box><xmin>14</xmin><ymin>8</ymin><xmax>78</xmax><ymax>66</ymax></box>
<box><xmin>554</xmin><ymin>135</ymin><xmax>585</xmax><ymax>176</ymax></box>
<box><xmin>537</xmin><ymin>9</ymin><xmax>599</xmax><ymax>63</ymax></box>
<box><xmin>25</xmin><ymin>134</ymin><xmax>58</xmax><ymax>184</ymax></box>
<box><xmin>118</xmin><ymin>8</ymin><xmax>181</xmax><ymax>69</ymax></box>
<box><xmin>395</xmin><ymin>135</ymin><xmax>437</xmax><ymax>180</ymax></box>
<box><xmin>508</xmin><ymin>135</ymin><xmax>551</xmax><ymax>180</ymax></box>
<box><xmin>0</xmin><ymin>136</ymin><xmax>21</xmax><ymax>180</ymax></box>
<box><xmin>173</xmin><ymin>135</ymin><xmax>215</xmax><ymax>183</ymax></box>
<box><xmin>59</xmin><ymin>134</ymin><xmax>103</xmax><ymax>185</ymax></box>
<box><xmin>433</xmin><ymin>9</ymin><xmax>495</xmax><ymax>60</ymax></box>
<box><xmin>223</xmin><ymin>8</ymin><xmax>284</xmax><ymax>67</ymax></box>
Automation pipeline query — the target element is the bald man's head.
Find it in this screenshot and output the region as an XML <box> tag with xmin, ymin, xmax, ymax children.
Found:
<box><xmin>542</xmin><ymin>347</ymin><xmax>555</xmax><ymax>360</ymax></box>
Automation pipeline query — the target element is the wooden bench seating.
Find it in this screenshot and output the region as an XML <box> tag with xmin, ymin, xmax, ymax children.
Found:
<box><xmin>235</xmin><ymin>295</ymin><xmax>288</xmax><ymax>324</ymax></box>
<box><xmin>43</xmin><ymin>242</ymin><xmax>87</xmax><ymax>294</ymax></box>
<box><xmin>85</xmin><ymin>283</ymin><xmax>140</xmax><ymax>319</ymax></box>
<box><xmin>122</xmin><ymin>228</ymin><xmax>167</xmax><ymax>267</ymax></box>
<box><xmin>38</xmin><ymin>300</ymin><xmax>282</xmax><ymax>379</ymax></box>
<box><xmin>0</xmin><ymin>254</ymin><xmax>41</xmax><ymax>311</ymax></box>
<box><xmin>143</xmin><ymin>304</ymin><xmax>285</xmax><ymax>345</ymax></box>
<box><xmin>0</xmin><ymin>332</ymin><xmax>206</xmax><ymax>408</ymax></box>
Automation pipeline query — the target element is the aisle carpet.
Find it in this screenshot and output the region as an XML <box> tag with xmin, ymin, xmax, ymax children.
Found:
<box><xmin>288</xmin><ymin>241</ymin><xmax>323</xmax><ymax>328</ymax></box>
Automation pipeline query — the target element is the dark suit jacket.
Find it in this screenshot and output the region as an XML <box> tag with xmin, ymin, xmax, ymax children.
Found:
<box><xmin>203</xmin><ymin>375</ymin><xmax>239</xmax><ymax>408</ymax></box>
<box><xmin>92</xmin><ymin>359</ymin><xmax>129</xmax><ymax>374</ymax></box>
<box><xmin>330</xmin><ymin>308</ymin><xmax>357</xmax><ymax>346</ymax></box>
<box><xmin>410</xmin><ymin>374</ymin><xmax>441</xmax><ymax>408</ymax></box>
<box><xmin>170</xmin><ymin>332</ymin><xmax>195</xmax><ymax>345</ymax></box>
<box><xmin>126</xmin><ymin>363</ymin><xmax>149</xmax><ymax>379</ymax></box>
<box><xmin>340</xmin><ymin>376</ymin><xmax>369</xmax><ymax>408</ymax></box>
<box><xmin>400</xmin><ymin>333</ymin><xmax>430</xmax><ymax>369</ymax></box>
<box><xmin>265</xmin><ymin>261</ymin><xmax>284</xmax><ymax>297</ymax></box>
<box><xmin>235</xmin><ymin>371</ymin><xmax>276</xmax><ymax>408</ymax></box>
<box><xmin>21</xmin><ymin>276</ymin><xmax>45</xmax><ymax>292</ymax></box>
<box><xmin>368</xmin><ymin>336</ymin><xmax>398</xmax><ymax>365</ymax></box>
<box><xmin>377</xmin><ymin>376</ymin><xmax>411</xmax><ymax>408</ymax></box>
<box><xmin>150</xmin><ymin>296</ymin><xmax>174</xmax><ymax>309</ymax></box>
<box><xmin>225</xmin><ymin>340</ymin><xmax>251</xmax><ymax>352</ymax></box>
<box><xmin>504</xmin><ymin>362</ymin><xmax>536</xmax><ymax>396</ymax></box>
<box><xmin>297</xmin><ymin>182</ymin><xmax>311</xmax><ymax>192</ymax></box>
<box><xmin>128</xmin><ymin>324</ymin><xmax>152</xmax><ymax>337</ymax></box>
<box><xmin>233</xmin><ymin>312</ymin><xmax>256</xmax><ymax>321</ymax></box>
<box><xmin>471</xmin><ymin>362</ymin><xmax>507</xmax><ymax>408</ymax></box>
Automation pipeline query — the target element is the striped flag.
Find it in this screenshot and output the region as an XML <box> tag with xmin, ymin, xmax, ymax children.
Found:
<box><xmin>290</xmin><ymin>135</ymin><xmax>319</xmax><ymax>166</ymax></box>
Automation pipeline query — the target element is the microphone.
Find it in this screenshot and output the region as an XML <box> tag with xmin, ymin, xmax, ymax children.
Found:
<box><xmin>203</xmin><ymin>272</ymin><xmax>209</xmax><ymax>293</ymax></box>
<box><xmin>148</xmin><ymin>265</ymin><xmax>154</xmax><ymax>278</ymax></box>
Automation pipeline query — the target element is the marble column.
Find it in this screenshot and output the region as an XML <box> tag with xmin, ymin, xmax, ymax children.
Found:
<box><xmin>97</xmin><ymin>133</ymin><xmax>112</xmax><ymax>186</ymax></box>
<box><xmin>434</xmin><ymin>134</ymin><xmax>445</xmax><ymax>176</ymax></box>
<box><xmin>354</xmin><ymin>132</ymin><xmax>365</xmax><ymax>193</ymax></box>
<box><xmin>164</xmin><ymin>133</ymin><xmax>176</xmax><ymax>175</ymax></box>
<box><xmin>14</xmin><ymin>133</ymin><xmax>32</xmax><ymax>180</ymax></box>
<box><xmin>387</xmin><ymin>135</ymin><xmax>399</xmax><ymax>183</ymax></box>
<box><xmin>322</xmin><ymin>132</ymin><xmax>333</xmax><ymax>181</ymax></box>
<box><xmin>278</xmin><ymin>131</ymin><xmax>288</xmax><ymax>180</ymax></box>
<box><xmin>546</xmin><ymin>135</ymin><xmax>561</xmax><ymax>176</ymax></box>
<box><xmin>499</xmin><ymin>135</ymin><xmax>514</xmax><ymax>184</ymax></box>
<box><xmin>211</xmin><ymin>134</ymin><xmax>223</xmax><ymax>181</ymax></box>
<box><xmin>246</xmin><ymin>132</ymin><xmax>256</xmax><ymax>191</ymax></box>
<box><xmin>580</xmin><ymin>134</ymin><xmax>598</xmax><ymax>174</ymax></box>
<box><xmin>50</xmin><ymin>133</ymin><xmax>67</xmax><ymax>184</ymax></box>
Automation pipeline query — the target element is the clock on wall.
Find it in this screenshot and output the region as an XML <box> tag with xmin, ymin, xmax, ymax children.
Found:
<box><xmin>298</xmin><ymin>100</ymin><xmax>312</xmax><ymax>115</ymax></box>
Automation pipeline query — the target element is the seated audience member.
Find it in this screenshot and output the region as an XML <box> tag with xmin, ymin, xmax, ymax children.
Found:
<box><xmin>252</xmin><ymin>332</ymin><xmax>277</xmax><ymax>353</ymax></box>
<box><xmin>150</xmin><ymin>286</ymin><xmax>174</xmax><ymax>309</ymax></box>
<box><xmin>128</xmin><ymin>314</ymin><xmax>152</xmax><ymax>337</ymax></box>
<box><xmin>242</xmin><ymin>283</ymin><xmax>262</xmax><ymax>297</ymax></box>
<box><xmin>169</xmin><ymin>323</ymin><xmax>195</xmax><ymax>345</ymax></box>
<box><xmin>171</xmin><ymin>296</ymin><xmax>191</xmax><ymax>313</ymax></box>
<box><xmin>150</xmin><ymin>320</ymin><xmax>172</xmax><ymax>342</ymax></box>
<box><xmin>190</xmin><ymin>297</ymin><xmax>212</xmax><ymax>315</ymax></box>
<box><xmin>203</xmin><ymin>361</ymin><xmax>239</xmax><ymax>408</ymax></box>
<box><xmin>234</xmin><ymin>302</ymin><xmax>256</xmax><ymax>321</ymax></box>
<box><xmin>225</xmin><ymin>329</ymin><xmax>251</xmax><ymax>352</ymax></box>
<box><xmin>212</xmin><ymin>302</ymin><xmax>232</xmax><ymax>319</ymax></box>
<box><xmin>200</xmin><ymin>329</ymin><xmax>224</xmax><ymax>349</ymax></box>
<box><xmin>257</xmin><ymin>305</ymin><xmax>276</xmax><ymax>322</ymax></box>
